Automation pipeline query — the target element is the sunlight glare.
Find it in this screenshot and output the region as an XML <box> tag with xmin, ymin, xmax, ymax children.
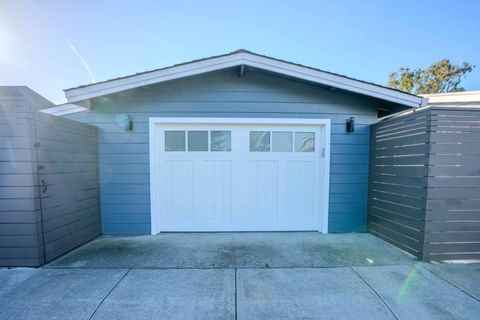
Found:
<box><xmin>0</xmin><ymin>27</ymin><xmax>7</xmax><ymax>55</ymax></box>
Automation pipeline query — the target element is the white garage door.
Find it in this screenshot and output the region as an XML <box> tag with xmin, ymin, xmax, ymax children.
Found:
<box><xmin>150</xmin><ymin>118</ymin><xmax>330</xmax><ymax>233</ymax></box>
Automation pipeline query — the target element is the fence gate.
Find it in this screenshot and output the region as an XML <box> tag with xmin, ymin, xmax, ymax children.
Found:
<box><xmin>34</xmin><ymin>113</ymin><xmax>100</xmax><ymax>263</ymax></box>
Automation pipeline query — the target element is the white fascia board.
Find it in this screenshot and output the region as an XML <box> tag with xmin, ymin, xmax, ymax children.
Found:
<box><xmin>40</xmin><ymin>103</ymin><xmax>88</xmax><ymax>116</ymax></box>
<box><xmin>65</xmin><ymin>56</ymin><xmax>245</xmax><ymax>102</ymax></box>
<box><xmin>239</xmin><ymin>54</ymin><xmax>423</xmax><ymax>108</ymax></box>
<box><xmin>65</xmin><ymin>52</ymin><xmax>424</xmax><ymax>107</ymax></box>
<box><xmin>422</xmin><ymin>91</ymin><xmax>480</xmax><ymax>104</ymax></box>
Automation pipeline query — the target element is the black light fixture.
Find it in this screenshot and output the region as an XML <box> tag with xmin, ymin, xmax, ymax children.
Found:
<box><xmin>125</xmin><ymin>115</ymin><xmax>133</xmax><ymax>131</ymax></box>
<box><xmin>346</xmin><ymin>117</ymin><xmax>355</xmax><ymax>133</ymax></box>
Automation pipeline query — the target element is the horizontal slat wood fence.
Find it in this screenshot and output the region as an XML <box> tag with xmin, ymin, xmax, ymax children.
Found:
<box><xmin>0</xmin><ymin>90</ymin><xmax>100</xmax><ymax>267</ymax></box>
<box><xmin>368</xmin><ymin>107</ymin><xmax>480</xmax><ymax>261</ymax></box>
<box><xmin>35</xmin><ymin>112</ymin><xmax>100</xmax><ymax>263</ymax></box>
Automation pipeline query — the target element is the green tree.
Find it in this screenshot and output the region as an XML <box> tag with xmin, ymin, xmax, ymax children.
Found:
<box><xmin>387</xmin><ymin>60</ymin><xmax>474</xmax><ymax>94</ymax></box>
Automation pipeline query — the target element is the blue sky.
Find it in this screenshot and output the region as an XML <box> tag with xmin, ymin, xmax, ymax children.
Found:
<box><xmin>1</xmin><ymin>0</ymin><xmax>479</xmax><ymax>104</ymax></box>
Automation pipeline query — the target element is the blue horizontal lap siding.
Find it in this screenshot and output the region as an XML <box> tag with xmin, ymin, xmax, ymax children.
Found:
<box><xmin>328</xmin><ymin>121</ymin><xmax>369</xmax><ymax>231</ymax></box>
<box><xmin>66</xmin><ymin>69</ymin><xmax>381</xmax><ymax>234</ymax></box>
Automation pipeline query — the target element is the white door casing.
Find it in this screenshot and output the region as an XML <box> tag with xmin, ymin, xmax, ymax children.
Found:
<box><xmin>149</xmin><ymin>118</ymin><xmax>331</xmax><ymax>234</ymax></box>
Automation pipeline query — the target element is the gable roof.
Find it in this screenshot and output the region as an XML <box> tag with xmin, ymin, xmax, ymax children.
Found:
<box><xmin>64</xmin><ymin>49</ymin><xmax>427</xmax><ymax>108</ymax></box>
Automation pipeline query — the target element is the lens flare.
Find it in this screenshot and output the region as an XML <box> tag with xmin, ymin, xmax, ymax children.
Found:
<box><xmin>0</xmin><ymin>25</ymin><xmax>11</xmax><ymax>62</ymax></box>
<box><xmin>0</xmin><ymin>28</ymin><xmax>4</xmax><ymax>52</ymax></box>
<box><xmin>397</xmin><ymin>265</ymin><xmax>420</xmax><ymax>302</ymax></box>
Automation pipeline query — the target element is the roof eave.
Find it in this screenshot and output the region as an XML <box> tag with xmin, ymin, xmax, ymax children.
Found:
<box><xmin>421</xmin><ymin>91</ymin><xmax>480</xmax><ymax>104</ymax></box>
<box><xmin>64</xmin><ymin>51</ymin><xmax>424</xmax><ymax>108</ymax></box>
<box><xmin>40</xmin><ymin>103</ymin><xmax>88</xmax><ymax>116</ymax></box>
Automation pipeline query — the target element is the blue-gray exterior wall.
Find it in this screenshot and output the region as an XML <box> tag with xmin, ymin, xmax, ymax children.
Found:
<box><xmin>66</xmin><ymin>69</ymin><xmax>394</xmax><ymax>234</ymax></box>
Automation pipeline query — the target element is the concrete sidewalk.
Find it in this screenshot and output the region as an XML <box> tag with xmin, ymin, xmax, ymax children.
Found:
<box><xmin>1</xmin><ymin>233</ymin><xmax>479</xmax><ymax>319</ymax></box>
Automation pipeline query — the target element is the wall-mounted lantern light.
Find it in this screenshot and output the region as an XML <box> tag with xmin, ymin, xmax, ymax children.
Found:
<box><xmin>125</xmin><ymin>115</ymin><xmax>134</xmax><ymax>131</ymax></box>
<box><xmin>346</xmin><ymin>117</ymin><xmax>355</xmax><ymax>133</ymax></box>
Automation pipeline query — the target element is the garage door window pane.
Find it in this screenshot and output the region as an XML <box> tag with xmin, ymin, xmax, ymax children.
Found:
<box><xmin>188</xmin><ymin>131</ymin><xmax>208</xmax><ymax>151</ymax></box>
<box><xmin>250</xmin><ymin>131</ymin><xmax>270</xmax><ymax>152</ymax></box>
<box><xmin>295</xmin><ymin>132</ymin><xmax>315</xmax><ymax>152</ymax></box>
<box><xmin>165</xmin><ymin>131</ymin><xmax>186</xmax><ymax>151</ymax></box>
<box><xmin>272</xmin><ymin>131</ymin><xmax>292</xmax><ymax>152</ymax></box>
<box><xmin>211</xmin><ymin>131</ymin><xmax>231</xmax><ymax>151</ymax></box>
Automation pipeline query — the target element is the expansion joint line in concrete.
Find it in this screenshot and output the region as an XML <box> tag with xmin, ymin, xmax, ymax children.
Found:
<box><xmin>234</xmin><ymin>268</ymin><xmax>238</xmax><ymax>320</ymax></box>
<box><xmin>419</xmin><ymin>265</ymin><xmax>480</xmax><ymax>303</ymax></box>
<box><xmin>350</xmin><ymin>267</ymin><xmax>399</xmax><ymax>320</ymax></box>
<box><xmin>88</xmin><ymin>268</ymin><xmax>131</xmax><ymax>320</ymax></box>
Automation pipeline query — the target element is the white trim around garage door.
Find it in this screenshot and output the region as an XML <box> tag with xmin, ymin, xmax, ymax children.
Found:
<box><xmin>149</xmin><ymin>117</ymin><xmax>331</xmax><ymax>234</ymax></box>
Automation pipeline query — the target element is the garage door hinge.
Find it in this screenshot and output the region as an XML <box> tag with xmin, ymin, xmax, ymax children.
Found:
<box><xmin>322</xmin><ymin>147</ymin><xmax>326</xmax><ymax>158</ymax></box>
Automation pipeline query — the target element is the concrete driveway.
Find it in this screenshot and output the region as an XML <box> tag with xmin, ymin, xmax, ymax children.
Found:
<box><xmin>1</xmin><ymin>233</ymin><xmax>479</xmax><ymax>319</ymax></box>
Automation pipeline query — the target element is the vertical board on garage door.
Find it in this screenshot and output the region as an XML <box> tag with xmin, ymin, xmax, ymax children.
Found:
<box><xmin>35</xmin><ymin>112</ymin><xmax>101</xmax><ymax>263</ymax></box>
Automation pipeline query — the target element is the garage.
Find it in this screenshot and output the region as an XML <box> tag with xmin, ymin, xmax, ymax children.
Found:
<box><xmin>54</xmin><ymin>49</ymin><xmax>425</xmax><ymax>236</ymax></box>
<box><xmin>149</xmin><ymin>118</ymin><xmax>331</xmax><ymax>233</ymax></box>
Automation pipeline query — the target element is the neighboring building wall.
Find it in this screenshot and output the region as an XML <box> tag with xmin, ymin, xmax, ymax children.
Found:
<box><xmin>368</xmin><ymin>107</ymin><xmax>480</xmax><ymax>261</ymax></box>
<box><xmin>0</xmin><ymin>87</ymin><xmax>100</xmax><ymax>266</ymax></box>
<box><xmin>65</xmin><ymin>69</ymin><xmax>402</xmax><ymax>234</ymax></box>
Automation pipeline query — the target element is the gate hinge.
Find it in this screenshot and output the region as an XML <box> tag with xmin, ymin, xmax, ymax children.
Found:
<box><xmin>34</xmin><ymin>142</ymin><xmax>40</xmax><ymax>148</ymax></box>
<box><xmin>322</xmin><ymin>147</ymin><xmax>326</xmax><ymax>158</ymax></box>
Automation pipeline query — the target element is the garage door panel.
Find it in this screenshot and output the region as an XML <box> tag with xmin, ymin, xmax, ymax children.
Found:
<box><xmin>286</xmin><ymin>161</ymin><xmax>315</xmax><ymax>227</ymax></box>
<box><xmin>163</xmin><ymin>160</ymin><xmax>194</xmax><ymax>227</ymax></box>
<box><xmin>205</xmin><ymin>160</ymin><xmax>232</xmax><ymax>225</ymax></box>
<box><xmin>249</xmin><ymin>160</ymin><xmax>278</xmax><ymax>225</ymax></box>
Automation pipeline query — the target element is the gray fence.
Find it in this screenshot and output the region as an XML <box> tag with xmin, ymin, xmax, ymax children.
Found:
<box><xmin>0</xmin><ymin>87</ymin><xmax>100</xmax><ymax>267</ymax></box>
<box><xmin>0</xmin><ymin>92</ymin><xmax>41</xmax><ymax>266</ymax></box>
<box><xmin>368</xmin><ymin>107</ymin><xmax>480</xmax><ymax>261</ymax></box>
<box><xmin>35</xmin><ymin>113</ymin><xmax>100</xmax><ymax>263</ymax></box>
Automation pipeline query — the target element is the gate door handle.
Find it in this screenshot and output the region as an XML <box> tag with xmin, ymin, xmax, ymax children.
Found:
<box><xmin>41</xmin><ymin>179</ymin><xmax>48</xmax><ymax>193</ymax></box>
